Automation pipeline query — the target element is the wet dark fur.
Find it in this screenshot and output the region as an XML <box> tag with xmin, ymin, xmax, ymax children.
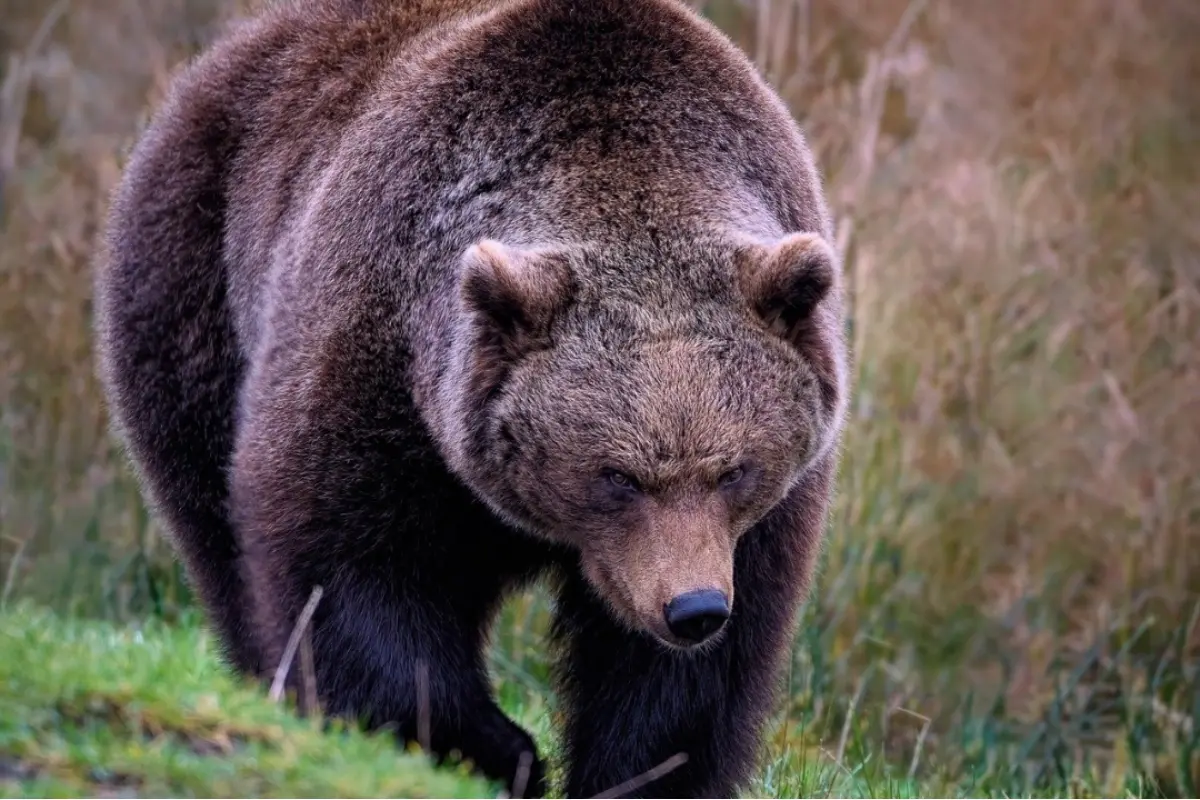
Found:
<box><xmin>93</xmin><ymin>0</ymin><xmax>849</xmax><ymax>796</ymax></box>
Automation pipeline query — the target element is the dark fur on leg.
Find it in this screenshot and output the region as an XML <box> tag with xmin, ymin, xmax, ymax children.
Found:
<box><xmin>231</xmin><ymin>352</ymin><xmax>556</xmax><ymax>796</ymax></box>
<box><xmin>265</xmin><ymin>572</ymin><xmax>549</xmax><ymax>796</ymax></box>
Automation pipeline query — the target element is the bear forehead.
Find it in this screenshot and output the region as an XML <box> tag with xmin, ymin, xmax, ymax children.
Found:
<box><xmin>526</xmin><ymin>333</ymin><xmax>809</xmax><ymax>456</ymax></box>
<box><xmin>559</xmin><ymin>318</ymin><xmax>805</xmax><ymax>393</ymax></box>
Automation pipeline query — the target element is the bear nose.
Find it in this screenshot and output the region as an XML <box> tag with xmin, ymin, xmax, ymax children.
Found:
<box><xmin>664</xmin><ymin>589</ymin><xmax>730</xmax><ymax>644</ymax></box>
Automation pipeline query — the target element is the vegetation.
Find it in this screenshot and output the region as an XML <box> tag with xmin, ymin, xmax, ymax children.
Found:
<box><xmin>2</xmin><ymin>0</ymin><xmax>1197</xmax><ymax>796</ymax></box>
<box><xmin>0</xmin><ymin>603</ymin><xmax>498</xmax><ymax>797</ymax></box>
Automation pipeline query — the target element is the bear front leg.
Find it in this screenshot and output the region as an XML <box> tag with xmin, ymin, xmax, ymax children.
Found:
<box><xmin>270</xmin><ymin>568</ymin><xmax>548</xmax><ymax>798</ymax></box>
<box><xmin>552</xmin><ymin>469</ymin><xmax>832</xmax><ymax>798</ymax></box>
<box><xmin>230</xmin><ymin>385</ymin><xmax>549</xmax><ymax>797</ymax></box>
<box><xmin>240</xmin><ymin>517</ymin><xmax>549</xmax><ymax>797</ymax></box>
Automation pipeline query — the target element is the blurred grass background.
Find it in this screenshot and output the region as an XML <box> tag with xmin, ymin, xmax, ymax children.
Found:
<box><xmin>2</xmin><ymin>0</ymin><xmax>1198</xmax><ymax>796</ymax></box>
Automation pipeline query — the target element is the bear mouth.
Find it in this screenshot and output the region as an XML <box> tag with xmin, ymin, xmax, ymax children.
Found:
<box><xmin>641</xmin><ymin>609</ymin><xmax>732</xmax><ymax>654</ymax></box>
<box><xmin>646</xmin><ymin>622</ymin><xmax>732</xmax><ymax>654</ymax></box>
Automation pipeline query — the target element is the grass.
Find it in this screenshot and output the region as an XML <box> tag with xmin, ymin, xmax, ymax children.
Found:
<box><xmin>0</xmin><ymin>599</ymin><xmax>923</xmax><ymax>799</ymax></box>
<box><xmin>0</xmin><ymin>603</ymin><xmax>497</xmax><ymax>798</ymax></box>
<box><xmin>4</xmin><ymin>586</ymin><xmax>1194</xmax><ymax>798</ymax></box>
<box><xmin>2</xmin><ymin>0</ymin><xmax>1199</xmax><ymax>796</ymax></box>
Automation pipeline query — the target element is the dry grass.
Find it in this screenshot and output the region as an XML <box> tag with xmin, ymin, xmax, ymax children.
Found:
<box><xmin>0</xmin><ymin>0</ymin><xmax>242</xmax><ymax>615</ymax></box>
<box><xmin>2</xmin><ymin>0</ymin><xmax>1197</xmax><ymax>795</ymax></box>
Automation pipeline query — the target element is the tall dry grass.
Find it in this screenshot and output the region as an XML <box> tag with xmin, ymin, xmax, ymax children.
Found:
<box><xmin>0</xmin><ymin>0</ymin><xmax>244</xmax><ymax>614</ymax></box>
<box><xmin>2</xmin><ymin>0</ymin><xmax>1197</xmax><ymax>793</ymax></box>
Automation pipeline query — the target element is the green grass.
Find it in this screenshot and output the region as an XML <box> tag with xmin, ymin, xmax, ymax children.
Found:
<box><xmin>0</xmin><ymin>597</ymin><xmax>950</xmax><ymax>799</ymax></box>
<box><xmin>0</xmin><ymin>597</ymin><xmax>918</xmax><ymax>799</ymax></box>
<box><xmin>5</xmin><ymin>575</ymin><xmax>1193</xmax><ymax>799</ymax></box>
<box><xmin>0</xmin><ymin>603</ymin><xmax>499</xmax><ymax>798</ymax></box>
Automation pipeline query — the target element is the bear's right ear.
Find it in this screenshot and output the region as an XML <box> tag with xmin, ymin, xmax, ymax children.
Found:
<box><xmin>459</xmin><ymin>239</ymin><xmax>576</xmax><ymax>360</ymax></box>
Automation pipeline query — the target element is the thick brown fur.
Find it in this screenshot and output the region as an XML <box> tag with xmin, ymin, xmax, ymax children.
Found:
<box><xmin>93</xmin><ymin>0</ymin><xmax>850</xmax><ymax>796</ymax></box>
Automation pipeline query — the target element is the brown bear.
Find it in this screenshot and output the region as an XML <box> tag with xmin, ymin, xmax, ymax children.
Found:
<box><xmin>93</xmin><ymin>0</ymin><xmax>850</xmax><ymax>796</ymax></box>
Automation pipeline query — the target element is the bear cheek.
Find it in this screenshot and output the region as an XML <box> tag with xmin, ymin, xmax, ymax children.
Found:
<box><xmin>578</xmin><ymin>544</ymin><xmax>642</xmax><ymax>628</ymax></box>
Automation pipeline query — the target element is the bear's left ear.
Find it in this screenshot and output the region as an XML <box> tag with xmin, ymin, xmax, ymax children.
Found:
<box><xmin>736</xmin><ymin>232</ymin><xmax>837</xmax><ymax>344</ymax></box>
<box><xmin>459</xmin><ymin>239</ymin><xmax>576</xmax><ymax>360</ymax></box>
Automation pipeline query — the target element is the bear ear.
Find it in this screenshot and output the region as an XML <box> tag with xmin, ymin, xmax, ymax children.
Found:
<box><xmin>736</xmin><ymin>232</ymin><xmax>837</xmax><ymax>344</ymax></box>
<box><xmin>459</xmin><ymin>239</ymin><xmax>576</xmax><ymax>359</ymax></box>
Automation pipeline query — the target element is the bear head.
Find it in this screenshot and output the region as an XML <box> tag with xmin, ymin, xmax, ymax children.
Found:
<box><xmin>441</xmin><ymin>230</ymin><xmax>846</xmax><ymax>651</ymax></box>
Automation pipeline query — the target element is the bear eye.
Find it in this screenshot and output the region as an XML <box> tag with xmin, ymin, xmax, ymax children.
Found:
<box><xmin>718</xmin><ymin>466</ymin><xmax>746</xmax><ymax>488</ymax></box>
<box><xmin>606</xmin><ymin>470</ymin><xmax>641</xmax><ymax>493</ymax></box>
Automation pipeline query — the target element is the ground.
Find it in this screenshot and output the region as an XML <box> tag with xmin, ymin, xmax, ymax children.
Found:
<box><xmin>0</xmin><ymin>603</ymin><xmax>498</xmax><ymax>798</ymax></box>
<box><xmin>1</xmin><ymin>593</ymin><xmax>1189</xmax><ymax>798</ymax></box>
<box><xmin>0</xmin><ymin>600</ymin><xmax>920</xmax><ymax>799</ymax></box>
